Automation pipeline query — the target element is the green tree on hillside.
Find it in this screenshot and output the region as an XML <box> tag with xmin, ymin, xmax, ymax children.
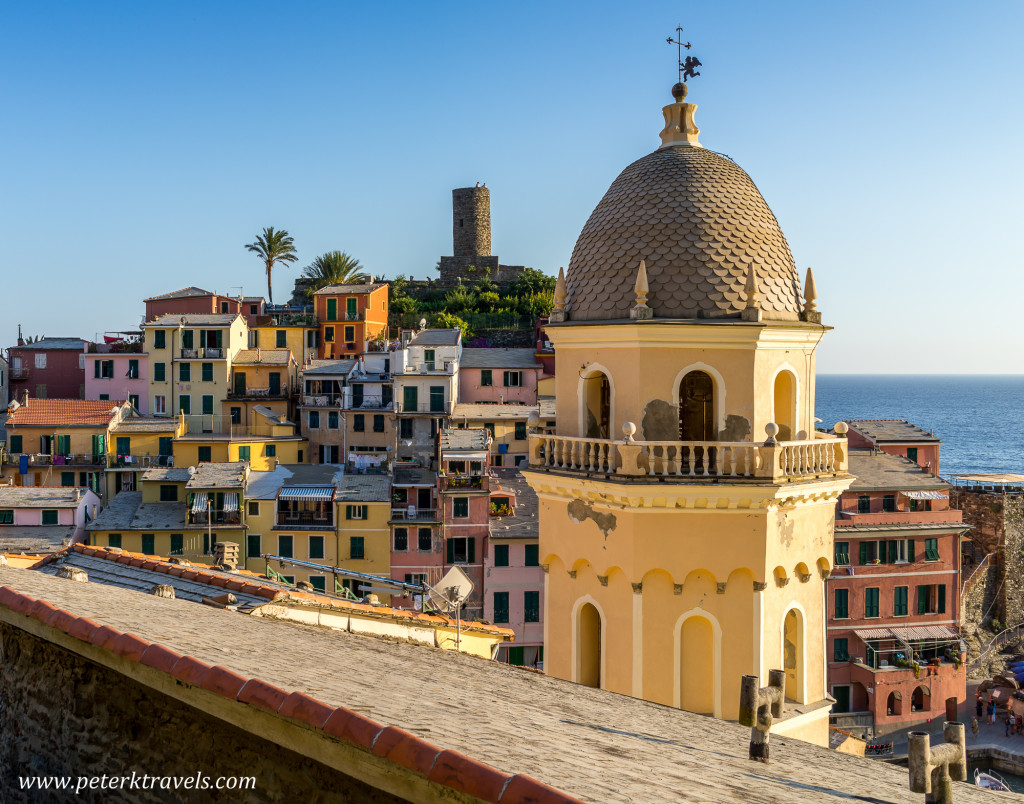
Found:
<box><xmin>302</xmin><ymin>251</ymin><xmax>368</xmax><ymax>294</ymax></box>
<box><xmin>245</xmin><ymin>226</ymin><xmax>298</xmax><ymax>305</ymax></box>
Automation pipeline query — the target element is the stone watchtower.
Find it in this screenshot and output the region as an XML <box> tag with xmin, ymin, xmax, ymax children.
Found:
<box><xmin>453</xmin><ymin>186</ymin><xmax>491</xmax><ymax>257</ymax></box>
<box><xmin>438</xmin><ymin>185</ymin><xmax>524</xmax><ymax>285</ymax></box>
<box><xmin>522</xmin><ymin>82</ymin><xmax>852</xmax><ymax>747</ymax></box>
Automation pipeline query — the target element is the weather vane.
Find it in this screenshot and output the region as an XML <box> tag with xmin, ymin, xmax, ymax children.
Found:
<box><xmin>666</xmin><ymin>25</ymin><xmax>702</xmax><ymax>82</ymax></box>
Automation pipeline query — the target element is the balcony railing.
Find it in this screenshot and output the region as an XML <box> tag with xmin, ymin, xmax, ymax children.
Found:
<box><xmin>227</xmin><ymin>385</ymin><xmax>296</xmax><ymax>399</ymax></box>
<box><xmin>303</xmin><ymin>394</ymin><xmax>342</xmax><ymax>407</ymax></box>
<box><xmin>180</xmin><ymin>414</ymin><xmax>283</xmax><ymax>438</ymax></box>
<box><xmin>275</xmin><ymin>513</ymin><xmax>334</xmax><ymax>529</ymax></box>
<box><xmin>390</xmin><ymin>508</ymin><xmax>439</xmax><ymax>521</ymax></box>
<box><xmin>396</xmin><ymin>362</ymin><xmax>455</xmax><ymax>376</ymax></box>
<box><xmin>396</xmin><ymin>402</ymin><xmax>450</xmax><ymax>414</ymax></box>
<box><xmin>440</xmin><ymin>475</ymin><xmax>490</xmax><ymax>492</ymax></box>
<box><xmin>10</xmin><ymin>367</ymin><xmax>29</xmax><ymax>380</ymax></box>
<box><xmin>528</xmin><ymin>433</ymin><xmax>848</xmax><ymax>483</ymax></box>
<box><xmin>187</xmin><ymin>511</ymin><xmax>241</xmax><ymax>526</ymax></box>
<box><xmin>108</xmin><ymin>454</ymin><xmax>174</xmax><ymax>468</ymax></box>
<box><xmin>180</xmin><ymin>347</ymin><xmax>224</xmax><ymax>359</ymax></box>
<box><xmin>3</xmin><ymin>453</ymin><xmax>104</xmax><ymax>467</ymax></box>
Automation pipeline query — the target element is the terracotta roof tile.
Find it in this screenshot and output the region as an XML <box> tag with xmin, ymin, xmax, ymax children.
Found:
<box><xmin>6</xmin><ymin>399</ymin><xmax>126</xmax><ymax>427</ymax></box>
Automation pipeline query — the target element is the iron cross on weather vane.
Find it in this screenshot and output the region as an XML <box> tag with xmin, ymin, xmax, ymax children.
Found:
<box><xmin>666</xmin><ymin>25</ymin><xmax>702</xmax><ymax>82</ymax></box>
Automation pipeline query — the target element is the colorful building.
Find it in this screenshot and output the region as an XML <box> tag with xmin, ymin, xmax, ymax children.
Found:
<box><xmin>84</xmin><ymin>350</ymin><xmax>149</xmax><ymax>413</ymax></box>
<box><xmin>243</xmin><ymin>465</ymin><xmax>392</xmax><ymax>597</ymax></box>
<box><xmin>457</xmin><ymin>348</ymin><xmax>543</xmax><ymax>406</ymax></box>
<box><xmin>388</xmin><ymin>466</ymin><xmax>442</xmax><ymax>606</ymax></box>
<box><xmin>393</xmin><ymin>329</ymin><xmax>461</xmax><ymax>469</ymax></box>
<box><xmin>0</xmin><ymin>486</ymin><xmax>101</xmax><ymax>557</ymax></box>
<box><xmin>312</xmin><ymin>282</ymin><xmax>389</xmax><ymax>359</ymax></box>
<box><xmin>484</xmin><ymin>469</ymin><xmax>543</xmax><ymax>667</ymax></box>
<box><xmin>104</xmin><ymin>417</ymin><xmax>179</xmax><ymax>498</ymax></box>
<box><xmin>172</xmin><ymin>407</ymin><xmax>306</xmax><ymax>471</ymax></box>
<box><xmin>224</xmin><ymin>348</ymin><xmax>299</xmax><ymax>424</ymax></box>
<box><xmin>827</xmin><ymin>447</ymin><xmax>969</xmax><ymax>738</ymax></box>
<box><xmin>8</xmin><ymin>337</ymin><xmax>89</xmax><ymax>400</ymax></box>
<box><xmin>343</xmin><ymin>353</ymin><xmax>395</xmax><ymax>473</ymax></box>
<box><xmin>248</xmin><ymin>312</ymin><xmax>319</xmax><ymax>367</ymax></box>
<box><xmin>845</xmin><ymin>420</ymin><xmax>942</xmax><ymax>476</ymax></box>
<box><xmin>300</xmin><ymin>359</ymin><xmax>356</xmax><ymax>465</ymax></box>
<box><xmin>521</xmin><ymin>82</ymin><xmax>852</xmax><ymax>745</ymax></box>
<box><xmin>452</xmin><ymin>398</ymin><xmax>555</xmax><ymax>469</ymax></box>
<box><xmin>144</xmin><ymin>286</ymin><xmax>264</xmax><ymax>325</ymax></box>
<box><xmin>1</xmin><ymin>397</ymin><xmax>134</xmax><ymax>497</ymax></box>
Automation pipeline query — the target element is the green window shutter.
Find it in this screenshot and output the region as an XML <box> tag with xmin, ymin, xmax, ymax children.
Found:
<box><xmin>108</xmin><ymin>533</ymin><xmax>121</xmax><ymax>548</ymax></box>
<box><xmin>197</xmin><ymin>445</ymin><xmax>210</xmax><ymax>462</ymax></box>
<box><xmin>180</xmin><ymin>363</ymin><xmax>190</xmax><ymax>381</ymax></box>
<box><xmin>94</xmin><ymin>360</ymin><xmax>101</xmax><ymax>378</ymax></box>
<box><xmin>170</xmin><ymin>534</ymin><xmax>183</xmax><ymax>555</ymax></box>
<box><xmin>347</xmin><ymin>297</ymin><xmax>357</xmax><ymax>318</ymax></box>
<box><xmin>525</xmin><ymin>544</ymin><xmax>539</xmax><ymax>566</ymax></box>
<box><xmin>888</xmin><ymin>540</ymin><xmax>897</xmax><ymax>563</ymax></box>
<box><xmin>908</xmin><ymin>539</ymin><xmax>915</xmax><ymax>562</ymax></box>
<box><xmin>202</xmin><ymin>363</ymin><xmax>213</xmax><ymax>382</ymax></box>
<box><xmin>938</xmin><ymin>584</ymin><xmax>946</xmax><ymax>613</ymax></box>
<box><xmin>494</xmin><ymin>592</ymin><xmax>509</xmax><ymax>623</ymax></box>
<box><xmin>42</xmin><ymin>510</ymin><xmax>58</xmax><ymax>525</ymax></box>
<box><xmin>159</xmin><ymin>437</ymin><xmax>172</xmax><ymax>456</ymax></box>
<box><xmin>116</xmin><ymin>437</ymin><xmax>130</xmax><ymax>456</ymax></box>
<box><xmin>238</xmin><ymin>446</ymin><xmax>250</xmax><ymax>461</ymax></box>
<box><xmin>182</xmin><ymin>329</ymin><xmax>193</xmax><ymax>348</ymax></box>
<box><xmin>0</xmin><ymin>511</ymin><xmax>12</xmax><ymax>525</ymax></box>
<box><xmin>246</xmin><ymin>533</ymin><xmax>261</xmax><ymax>559</ymax></box>
<box><xmin>128</xmin><ymin>359</ymin><xmax>138</xmax><ymax>378</ymax></box>
<box><xmin>142</xmin><ymin>534</ymin><xmax>155</xmax><ymax>555</ymax></box>
<box><xmin>917</xmin><ymin>585</ymin><xmax>928</xmax><ymax>614</ymax></box>
<box><xmin>61</xmin><ymin>472</ymin><xmax>74</xmax><ymax>487</ymax></box>
<box><xmin>481</xmin><ymin>369</ymin><xmax>492</xmax><ymax>387</ymax></box>
<box><xmin>403</xmin><ymin>386</ymin><xmax>417</xmax><ymax>411</ymax></box>
<box><xmin>327</xmin><ymin>298</ymin><xmax>337</xmax><ymax>321</ymax></box>
<box><xmin>57</xmin><ymin>435</ymin><xmax>71</xmax><ymax>456</ymax></box>
<box><xmin>494</xmin><ymin>544</ymin><xmax>509</xmax><ymax>566</ymax></box>
<box><xmin>467</xmin><ymin>537</ymin><xmax>476</xmax><ymax>564</ymax></box>
<box><xmin>345</xmin><ymin>505</ymin><xmax>353</xmax><ymax>520</ymax></box>
<box><xmin>154</xmin><ymin>363</ymin><xmax>165</xmax><ymax>382</ymax></box>
<box><xmin>859</xmin><ymin>542</ymin><xmax>868</xmax><ymax>565</ymax></box>
<box><xmin>154</xmin><ymin>330</ymin><xmax>166</xmax><ymax>349</ymax></box>
<box><xmin>10</xmin><ymin>435</ymin><xmax>22</xmax><ymax>453</ymax></box>
<box><xmin>216</xmin><ymin>329</ymin><xmax>223</xmax><ymax>348</ymax></box>
<box><xmin>446</xmin><ymin>538</ymin><xmax>455</xmax><ymax>564</ymax></box>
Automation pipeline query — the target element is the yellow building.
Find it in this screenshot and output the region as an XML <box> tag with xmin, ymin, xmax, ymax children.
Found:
<box><xmin>243</xmin><ymin>465</ymin><xmax>391</xmax><ymax>598</ymax></box>
<box><xmin>104</xmin><ymin>417</ymin><xmax>180</xmax><ymax>498</ymax></box>
<box><xmin>248</xmin><ymin>315</ymin><xmax>318</xmax><ymax>366</ymax></box>
<box><xmin>143</xmin><ymin>313</ymin><xmax>248</xmax><ymax>418</ymax></box>
<box><xmin>452</xmin><ymin>398</ymin><xmax>555</xmax><ymax>470</ymax></box>
<box><xmin>223</xmin><ymin>348</ymin><xmax>300</xmax><ymax>424</ymax></box>
<box><xmin>172</xmin><ymin>407</ymin><xmax>307</xmax><ymax>471</ymax></box>
<box><xmin>521</xmin><ymin>82</ymin><xmax>852</xmax><ymax>746</ymax></box>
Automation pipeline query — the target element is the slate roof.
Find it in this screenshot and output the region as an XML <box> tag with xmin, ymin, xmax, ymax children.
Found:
<box><xmin>141</xmin><ymin>467</ymin><xmax>191</xmax><ymax>483</ymax></box>
<box><xmin>392</xmin><ymin>467</ymin><xmax>437</xmax><ymax>486</ymax></box>
<box><xmin>312</xmin><ymin>283</ymin><xmax>385</xmax><ymax>296</ymax></box>
<box><xmin>488</xmin><ymin>470</ymin><xmax>539</xmax><ymax>541</ymax></box>
<box><xmin>86</xmin><ymin>493</ymin><xmax>187</xmax><ymax>531</ymax></box>
<box><xmin>144</xmin><ymin>286</ymin><xmax>212</xmax><ymax>302</ymax></box>
<box><xmin>0</xmin><ymin>525</ymin><xmax>75</xmax><ymax>554</ymax></box>
<box><xmin>407</xmin><ymin>329</ymin><xmax>461</xmax><ymax>347</ymax></box>
<box><xmin>145</xmin><ymin>313</ymin><xmax>238</xmax><ymax>327</ymax></box>
<box><xmin>245</xmin><ymin>465</ymin><xmax>346</xmax><ymax>501</ymax></box>
<box><xmin>0</xmin><ymin>487</ymin><xmax>85</xmax><ymax>508</ymax></box>
<box><xmin>6</xmin><ymin>399</ymin><xmax>124</xmax><ymax>428</ymax></box>
<box><xmin>187</xmin><ymin>463</ymin><xmax>247</xmax><ymax>489</ymax></box>
<box><xmin>109</xmin><ymin>418</ymin><xmax>177</xmax><ymax>433</ymax></box>
<box><xmin>334</xmin><ymin>475</ymin><xmax>391</xmax><ymax>503</ymax></box>
<box><xmin>440</xmin><ymin>428</ymin><xmax>489</xmax><ymax>451</ymax></box>
<box><xmin>453</xmin><ymin>399</ymin><xmax>556</xmax><ymax>421</ymax></box>
<box><xmin>302</xmin><ymin>359</ymin><xmax>357</xmax><ymax>376</ymax></box>
<box><xmin>846</xmin><ymin>420</ymin><xmax>940</xmax><ymax>444</ymax></box>
<box><xmin>847</xmin><ymin>450</ymin><xmax>949</xmax><ymax>492</ymax></box>
<box><xmin>10</xmin><ymin>337</ymin><xmax>88</xmax><ymax>351</ymax></box>
<box><xmin>232</xmin><ymin>349</ymin><xmax>292</xmax><ymax>366</ymax></box>
<box><xmin>459</xmin><ymin>348</ymin><xmax>541</xmax><ymax>369</ymax></box>
<box><xmin>565</xmin><ymin>145</ymin><xmax>802</xmax><ymax>321</ymax></box>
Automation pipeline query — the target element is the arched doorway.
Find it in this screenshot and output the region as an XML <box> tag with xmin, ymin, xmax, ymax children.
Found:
<box><xmin>783</xmin><ymin>608</ymin><xmax>803</xmax><ymax>702</ymax></box>
<box><xmin>680</xmin><ymin>616</ymin><xmax>715</xmax><ymax>714</ymax></box>
<box><xmin>911</xmin><ymin>685</ymin><xmax>930</xmax><ymax>713</ymax></box>
<box><xmin>577</xmin><ymin>602</ymin><xmax>602</xmax><ymax>688</ymax></box>
<box><xmin>583</xmin><ymin>373</ymin><xmax>611</xmax><ymax>439</ymax></box>
<box><xmin>679</xmin><ymin>371</ymin><xmax>715</xmax><ymax>441</ymax></box>
<box><xmin>887</xmin><ymin>691</ymin><xmax>903</xmax><ymax>716</ymax></box>
<box><xmin>772</xmin><ymin>371</ymin><xmax>796</xmax><ymax>441</ymax></box>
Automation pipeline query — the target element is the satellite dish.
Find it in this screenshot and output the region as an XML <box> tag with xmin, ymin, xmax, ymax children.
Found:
<box><xmin>427</xmin><ymin>565</ymin><xmax>475</xmax><ymax>615</ymax></box>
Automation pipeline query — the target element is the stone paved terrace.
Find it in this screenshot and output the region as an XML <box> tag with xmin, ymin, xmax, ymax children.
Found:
<box><xmin>0</xmin><ymin>566</ymin><xmax>1009</xmax><ymax>803</ymax></box>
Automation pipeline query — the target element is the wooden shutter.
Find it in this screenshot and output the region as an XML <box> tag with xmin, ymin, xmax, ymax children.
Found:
<box><xmin>888</xmin><ymin>540</ymin><xmax>897</xmax><ymax>564</ymax></box>
<box><xmin>345</xmin><ymin>505</ymin><xmax>353</xmax><ymax>520</ymax></box>
<box><xmin>938</xmin><ymin>584</ymin><xmax>946</xmax><ymax>613</ymax></box>
<box><xmin>467</xmin><ymin>537</ymin><xmax>476</xmax><ymax>564</ymax></box>
<box><xmin>917</xmin><ymin>585</ymin><xmax>927</xmax><ymax>614</ymax></box>
<box><xmin>446</xmin><ymin>538</ymin><xmax>455</xmax><ymax>564</ymax></box>
<box><xmin>907</xmin><ymin>540</ymin><xmax>915</xmax><ymax>562</ymax></box>
<box><xmin>859</xmin><ymin>542</ymin><xmax>868</xmax><ymax>565</ymax></box>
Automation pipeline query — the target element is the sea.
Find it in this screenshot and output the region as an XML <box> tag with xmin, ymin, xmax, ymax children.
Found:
<box><xmin>815</xmin><ymin>375</ymin><xmax>1024</xmax><ymax>479</ymax></box>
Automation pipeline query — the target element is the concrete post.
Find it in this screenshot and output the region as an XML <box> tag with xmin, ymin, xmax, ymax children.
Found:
<box><xmin>738</xmin><ymin>670</ymin><xmax>785</xmax><ymax>763</ymax></box>
<box><xmin>908</xmin><ymin>722</ymin><xmax>966</xmax><ymax>804</ymax></box>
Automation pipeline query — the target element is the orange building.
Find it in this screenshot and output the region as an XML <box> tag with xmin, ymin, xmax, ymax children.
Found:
<box><xmin>312</xmin><ymin>283</ymin><xmax>389</xmax><ymax>359</ymax></box>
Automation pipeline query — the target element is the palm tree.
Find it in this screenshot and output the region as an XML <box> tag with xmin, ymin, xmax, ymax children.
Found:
<box><xmin>245</xmin><ymin>226</ymin><xmax>298</xmax><ymax>305</ymax></box>
<box><xmin>302</xmin><ymin>251</ymin><xmax>368</xmax><ymax>294</ymax></box>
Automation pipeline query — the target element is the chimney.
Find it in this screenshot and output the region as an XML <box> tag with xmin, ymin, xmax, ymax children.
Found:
<box><xmin>16</xmin><ymin>324</ymin><xmax>24</xmax><ymax>347</ymax></box>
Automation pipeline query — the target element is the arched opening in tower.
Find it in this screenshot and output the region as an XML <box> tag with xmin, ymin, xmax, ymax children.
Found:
<box><xmin>577</xmin><ymin>602</ymin><xmax>603</xmax><ymax>688</ymax></box>
<box><xmin>773</xmin><ymin>371</ymin><xmax>797</xmax><ymax>441</ymax></box>
<box><xmin>680</xmin><ymin>615</ymin><xmax>714</xmax><ymax>714</ymax></box>
<box><xmin>679</xmin><ymin>371</ymin><xmax>715</xmax><ymax>442</ymax></box>
<box><xmin>784</xmin><ymin>608</ymin><xmax>804</xmax><ymax>702</ymax></box>
<box><xmin>582</xmin><ymin>373</ymin><xmax>611</xmax><ymax>439</ymax></box>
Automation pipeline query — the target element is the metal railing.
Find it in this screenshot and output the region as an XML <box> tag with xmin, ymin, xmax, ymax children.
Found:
<box><xmin>227</xmin><ymin>385</ymin><xmax>295</xmax><ymax>398</ymax></box>
<box><xmin>107</xmin><ymin>454</ymin><xmax>174</xmax><ymax>468</ymax></box>
<box><xmin>180</xmin><ymin>347</ymin><xmax>224</xmax><ymax>359</ymax></box>
<box><xmin>390</xmin><ymin>508</ymin><xmax>439</xmax><ymax>521</ymax></box>
<box><xmin>4</xmin><ymin>453</ymin><xmax>105</xmax><ymax>467</ymax></box>
<box><xmin>970</xmin><ymin>624</ymin><xmax>1024</xmax><ymax>675</ymax></box>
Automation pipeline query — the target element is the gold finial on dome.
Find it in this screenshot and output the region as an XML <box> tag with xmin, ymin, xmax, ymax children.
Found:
<box><xmin>741</xmin><ymin>263</ymin><xmax>763</xmax><ymax>322</ymax></box>
<box><xmin>550</xmin><ymin>266</ymin><xmax>568</xmax><ymax>323</ymax></box>
<box><xmin>660</xmin><ymin>84</ymin><xmax>701</xmax><ymax>148</ymax></box>
<box><xmin>630</xmin><ymin>260</ymin><xmax>653</xmax><ymax>320</ymax></box>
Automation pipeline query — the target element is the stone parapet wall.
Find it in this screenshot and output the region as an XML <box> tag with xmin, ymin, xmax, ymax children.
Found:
<box><xmin>950</xmin><ymin>489</ymin><xmax>1005</xmax><ymax>556</ymax></box>
<box><xmin>1001</xmin><ymin>496</ymin><xmax>1024</xmax><ymax>629</ymax></box>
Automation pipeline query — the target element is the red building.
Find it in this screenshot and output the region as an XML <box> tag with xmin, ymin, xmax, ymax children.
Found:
<box><xmin>388</xmin><ymin>466</ymin><xmax>441</xmax><ymax>609</ymax></box>
<box><xmin>144</xmin><ymin>287</ymin><xmax>264</xmax><ymax>325</ymax></box>
<box><xmin>8</xmin><ymin>338</ymin><xmax>89</xmax><ymax>400</ymax></box>
<box><xmin>827</xmin><ymin>431</ymin><xmax>969</xmax><ymax>738</ymax></box>
<box><xmin>846</xmin><ymin>419</ymin><xmax>942</xmax><ymax>476</ymax></box>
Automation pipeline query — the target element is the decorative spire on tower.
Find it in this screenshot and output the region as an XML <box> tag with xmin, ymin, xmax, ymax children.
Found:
<box><xmin>802</xmin><ymin>267</ymin><xmax>821</xmax><ymax>323</ymax></box>
<box><xmin>550</xmin><ymin>266</ymin><xmax>568</xmax><ymax>323</ymax></box>
<box><xmin>660</xmin><ymin>27</ymin><xmax>703</xmax><ymax>149</ymax></box>
<box><xmin>741</xmin><ymin>264</ymin><xmax>762</xmax><ymax>322</ymax></box>
<box><xmin>630</xmin><ymin>260</ymin><xmax>653</xmax><ymax>320</ymax></box>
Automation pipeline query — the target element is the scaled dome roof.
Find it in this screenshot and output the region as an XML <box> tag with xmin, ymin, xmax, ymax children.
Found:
<box><xmin>564</xmin><ymin>114</ymin><xmax>803</xmax><ymax>321</ymax></box>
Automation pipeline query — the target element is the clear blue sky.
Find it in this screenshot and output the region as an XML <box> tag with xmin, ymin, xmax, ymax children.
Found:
<box><xmin>3</xmin><ymin>1</ymin><xmax>1021</xmax><ymax>373</ymax></box>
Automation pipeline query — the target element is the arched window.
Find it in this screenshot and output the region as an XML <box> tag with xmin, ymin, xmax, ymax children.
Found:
<box><xmin>577</xmin><ymin>602</ymin><xmax>602</xmax><ymax>688</ymax></box>
<box><xmin>911</xmin><ymin>685</ymin><xmax>930</xmax><ymax>713</ymax></box>
<box><xmin>783</xmin><ymin>608</ymin><xmax>804</xmax><ymax>702</ymax></box>
<box><xmin>582</xmin><ymin>373</ymin><xmax>611</xmax><ymax>439</ymax></box>
<box><xmin>887</xmin><ymin>690</ymin><xmax>903</xmax><ymax>716</ymax></box>
<box><xmin>772</xmin><ymin>371</ymin><xmax>797</xmax><ymax>441</ymax></box>
<box><xmin>679</xmin><ymin>371</ymin><xmax>715</xmax><ymax>441</ymax></box>
<box><xmin>680</xmin><ymin>615</ymin><xmax>715</xmax><ymax>714</ymax></box>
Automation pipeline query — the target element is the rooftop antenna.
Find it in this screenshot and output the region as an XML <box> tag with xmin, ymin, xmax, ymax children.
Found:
<box><xmin>666</xmin><ymin>24</ymin><xmax>702</xmax><ymax>83</ymax></box>
<box><xmin>426</xmin><ymin>565</ymin><xmax>475</xmax><ymax>652</ymax></box>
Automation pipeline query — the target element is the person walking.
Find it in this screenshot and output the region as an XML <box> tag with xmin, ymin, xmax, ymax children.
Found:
<box><xmin>1006</xmin><ymin>713</ymin><xmax>1012</xmax><ymax>737</ymax></box>
<box><xmin>977</xmin><ymin>696</ymin><xmax>984</xmax><ymax>719</ymax></box>
<box><xmin>972</xmin><ymin>717</ymin><xmax>980</xmax><ymax>739</ymax></box>
<box><xmin>989</xmin><ymin>699</ymin><xmax>997</xmax><ymax>725</ymax></box>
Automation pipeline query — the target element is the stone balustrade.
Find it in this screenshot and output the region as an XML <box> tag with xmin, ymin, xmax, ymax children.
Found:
<box><xmin>528</xmin><ymin>431</ymin><xmax>847</xmax><ymax>483</ymax></box>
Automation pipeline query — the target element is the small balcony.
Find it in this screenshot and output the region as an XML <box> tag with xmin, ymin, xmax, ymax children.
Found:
<box><xmin>389</xmin><ymin>507</ymin><xmax>439</xmax><ymax>522</ymax></box>
<box><xmin>303</xmin><ymin>394</ymin><xmax>343</xmax><ymax>407</ymax></box>
<box><xmin>108</xmin><ymin>454</ymin><xmax>174</xmax><ymax>468</ymax></box>
<box><xmin>274</xmin><ymin>512</ymin><xmax>335</xmax><ymax>530</ymax></box>
<box><xmin>440</xmin><ymin>475</ymin><xmax>490</xmax><ymax>492</ymax></box>
<box><xmin>187</xmin><ymin>511</ymin><xmax>241</xmax><ymax>527</ymax></box>
<box><xmin>396</xmin><ymin>401</ymin><xmax>450</xmax><ymax>414</ymax></box>
<box><xmin>10</xmin><ymin>367</ymin><xmax>29</xmax><ymax>380</ymax></box>
<box><xmin>227</xmin><ymin>384</ymin><xmax>295</xmax><ymax>399</ymax></box>
<box><xmin>180</xmin><ymin>347</ymin><xmax>224</xmax><ymax>359</ymax></box>
<box><xmin>4</xmin><ymin>452</ymin><xmax>105</xmax><ymax>467</ymax></box>
<box><xmin>527</xmin><ymin>432</ymin><xmax>848</xmax><ymax>484</ymax></box>
<box><xmin>396</xmin><ymin>361</ymin><xmax>455</xmax><ymax>376</ymax></box>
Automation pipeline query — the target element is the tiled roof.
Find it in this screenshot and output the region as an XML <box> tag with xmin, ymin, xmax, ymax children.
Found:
<box><xmin>145</xmin><ymin>313</ymin><xmax>237</xmax><ymax>327</ymax></box>
<box><xmin>565</xmin><ymin>145</ymin><xmax>801</xmax><ymax>321</ymax></box>
<box><xmin>109</xmin><ymin>417</ymin><xmax>177</xmax><ymax>433</ymax></box>
<box><xmin>301</xmin><ymin>359</ymin><xmax>357</xmax><ymax>376</ymax></box>
<box><xmin>459</xmin><ymin>348</ymin><xmax>541</xmax><ymax>369</ymax></box>
<box><xmin>847</xmin><ymin>449</ymin><xmax>949</xmax><ymax>491</ymax></box>
<box><xmin>440</xmin><ymin>428</ymin><xmax>489</xmax><ymax>451</ymax></box>
<box><xmin>312</xmin><ymin>282</ymin><xmax>385</xmax><ymax>296</ymax></box>
<box><xmin>846</xmin><ymin>420</ymin><xmax>940</xmax><ymax>444</ymax></box>
<box><xmin>10</xmin><ymin>337</ymin><xmax>88</xmax><ymax>351</ymax></box>
<box><xmin>6</xmin><ymin>399</ymin><xmax>126</xmax><ymax>427</ymax></box>
<box><xmin>232</xmin><ymin>349</ymin><xmax>292</xmax><ymax>366</ymax></box>
<box><xmin>334</xmin><ymin>475</ymin><xmax>391</xmax><ymax>503</ymax></box>
<box><xmin>0</xmin><ymin>525</ymin><xmax>76</xmax><ymax>554</ymax></box>
<box><xmin>392</xmin><ymin>467</ymin><xmax>436</xmax><ymax>486</ymax></box>
<box><xmin>187</xmin><ymin>462</ymin><xmax>247</xmax><ymax>489</ymax></box>
<box><xmin>86</xmin><ymin>492</ymin><xmax>187</xmax><ymax>531</ymax></box>
<box><xmin>407</xmin><ymin>329</ymin><xmax>461</xmax><ymax>347</ymax></box>
<box><xmin>141</xmin><ymin>466</ymin><xmax>191</xmax><ymax>483</ymax></box>
<box><xmin>489</xmin><ymin>470</ymin><xmax>539</xmax><ymax>540</ymax></box>
<box><xmin>0</xmin><ymin>564</ymin><xmax>983</xmax><ymax>803</ymax></box>
<box><xmin>144</xmin><ymin>286</ymin><xmax>212</xmax><ymax>301</ymax></box>
<box><xmin>0</xmin><ymin>487</ymin><xmax>85</xmax><ymax>508</ymax></box>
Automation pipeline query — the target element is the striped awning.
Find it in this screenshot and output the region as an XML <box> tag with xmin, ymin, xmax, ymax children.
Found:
<box><xmin>900</xmin><ymin>490</ymin><xmax>946</xmax><ymax>500</ymax></box>
<box><xmin>222</xmin><ymin>493</ymin><xmax>239</xmax><ymax>513</ymax></box>
<box><xmin>278</xmin><ymin>487</ymin><xmax>334</xmax><ymax>501</ymax></box>
<box><xmin>190</xmin><ymin>492</ymin><xmax>209</xmax><ymax>513</ymax></box>
<box><xmin>855</xmin><ymin>625</ymin><xmax>958</xmax><ymax>643</ymax></box>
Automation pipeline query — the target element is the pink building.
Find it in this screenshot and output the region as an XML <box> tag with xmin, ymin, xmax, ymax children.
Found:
<box><xmin>827</xmin><ymin>442</ymin><xmax>969</xmax><ymax>739</ymax></box>
<box><xmin>458</xmin><ymin>349</ymin><xmax>541</xmax><ymax>405</ymax></box>
<box><xmin>389</xmin><ymin>466</ymin><xmax>442</xmax><ymax>609</ymax></box>
<box><xmin>0</xmin><ymin>486</ymin><xmax>101</xmax><ymax>555</ymax></box>
<box><xmin>84</xmin><ymin>351</ymin><xmax>149</xmax><ymax>413</ymax></box>
<box><xmin>484</xmin><ymin>469</ymin><xmax>543</xmax><ymax>667</ymax></box>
